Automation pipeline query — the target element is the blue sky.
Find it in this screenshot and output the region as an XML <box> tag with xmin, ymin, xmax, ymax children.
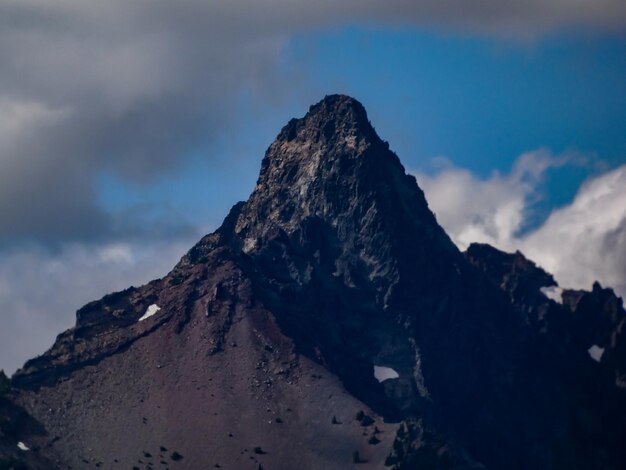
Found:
<box><xmin>1</xmin><ymin>0</ymin><xmax>625</xmax><ymax>373</ymax></box>
<box><xmin>98</xmin><ymin>27</ymin><xmax>626</xmax><ymax>233</ymax></box>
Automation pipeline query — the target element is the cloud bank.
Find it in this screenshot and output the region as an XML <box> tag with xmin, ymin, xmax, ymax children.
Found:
<box><xmin>415</xmin><ymin>155</ymin><xmax>626</xmax><ymax>299</ymax></box>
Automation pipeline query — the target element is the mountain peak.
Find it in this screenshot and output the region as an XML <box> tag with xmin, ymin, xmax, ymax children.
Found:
<box><xmin>276</xmin><ymin>94</ymin><xmax>377</xmax><ymax>147</ymax></box>
<box><xmin>224</xmin><ymin>95</ymin><xmax>460</xmax><ymax>321</ymax></box>
<box><xmin>308</xmin><ymin>93</ymin><xmax>368</xmax><ymax>119</ymax></box>
<box><xmin>276</xmin><ymin>95</ymin><xmax>380</xmax><ymax>156</ymax></box>
<box><xmin>232</xmin><ymin>94</ymin><xmax>445</xmax><ymax>261</ymax></box>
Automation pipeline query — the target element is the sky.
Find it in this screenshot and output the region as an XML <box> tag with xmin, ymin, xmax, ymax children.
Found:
<box><xmin>1</xmin><ymin>0</ymin><xmax>625</xmax><ymax>373</ymax></box>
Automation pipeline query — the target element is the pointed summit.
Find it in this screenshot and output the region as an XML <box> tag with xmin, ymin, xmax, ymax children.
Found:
<box><xmin>225</xmin><ymin>95</ymin><xmax>461</xmax><ymax>319</ymax></box>
<box><xmin>276</xmin><ymin>94</ymin><xmax>376</xmax><ymax>145</ymax></box>
<box><xmin>233</xmin><ymin>95</ymin><xmax>447</xmax><ymax>256</ymax></box>
<box><xmin>262</xmin><ymin>94</ymin><xmax>385</xmax><ymax>189</ymax></box>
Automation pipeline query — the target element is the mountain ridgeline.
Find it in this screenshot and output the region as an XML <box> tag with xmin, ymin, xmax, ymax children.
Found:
<box><xmin>2</xmin><ymin>95</ymin><xmax>625</xmax><ymax>469</ymax></box>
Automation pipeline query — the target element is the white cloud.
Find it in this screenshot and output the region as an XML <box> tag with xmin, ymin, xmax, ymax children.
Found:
<box><xmin>416</xmin><ymin>150</ymin><xmax>568</xmax><ymax>249</ymax></box>
<box><xmin>520</xmin><ymin>165</ymin><xmax>626</xmax><ymax>297</ymax></box>
<box><xmin>415</xmin><ymin>154</ymin><xmax>626</xmax><ymax>299</ymax></box>
<box><xmin>540</xmin><ymin>286</ymin><xmax>564</xmax><ymax>304</ymax></box>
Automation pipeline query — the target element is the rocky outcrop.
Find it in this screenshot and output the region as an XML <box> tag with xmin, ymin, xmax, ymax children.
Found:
<box><xmin>465</xmin><ymin>242</ymin><xmax>626</xmax><ymax>383</ymax></box>
<box><xmin>466</xmin><ymin>242</ymin><xmax>626</xmax><ymax>468</ymax></box>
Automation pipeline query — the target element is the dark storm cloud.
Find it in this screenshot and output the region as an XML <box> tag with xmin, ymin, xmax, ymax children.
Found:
<box><xmin>0</xmin><ymin>0</ymin><xmax>284</xmax><ymax>243</ymax></box>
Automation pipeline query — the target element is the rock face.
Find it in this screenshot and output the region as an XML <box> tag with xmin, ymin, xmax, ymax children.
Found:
<box><xmin>2</xmin><ymin>95</ymin><xmax>626</xmax><ymax>469</ymax></box>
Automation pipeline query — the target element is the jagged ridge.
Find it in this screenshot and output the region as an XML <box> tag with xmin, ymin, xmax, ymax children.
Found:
<box><xmin>3</xmin><ymin>95</ymin><xmax>626</xmax><ymax>470</ymax></box>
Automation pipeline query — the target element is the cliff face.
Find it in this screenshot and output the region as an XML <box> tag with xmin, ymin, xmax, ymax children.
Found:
<box><xmin>3</xmin><ymin>95</ymin><xmax>626</xmax><ymax>469</ymax></box>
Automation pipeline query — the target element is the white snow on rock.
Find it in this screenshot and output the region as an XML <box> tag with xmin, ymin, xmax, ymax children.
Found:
<box><xmin>138</xmin><ymin>304</ymin><xmax>161</xmax><ymax>322</ymax></box>
<box><xmin>374</xmin><ymin>365</ymin><xmax>399</xmax><ymax>383</ymax></box>
<box><xmin>540</xmin><ymin>286</ymin><xmax>564</xmax><ymax>304</ymax></box>
<box><xmin>588</xmin><ymin>345</ymin><xmax>605</xmax><ymax>362</ymax></box>
<box><xmin>17</xmin><ymin>441</ymin><xmax>29</xmax><ymax>451</ymax></box>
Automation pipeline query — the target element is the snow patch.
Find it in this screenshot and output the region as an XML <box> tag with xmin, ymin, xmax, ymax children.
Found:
<box><xmin>540</xmin><ymin>285</ymin><xmax>564</xmax><ymax>304</ymax></box>
<box><xmin>374</xmin><ymin>365</ymin><xmax>399</xmax><ymax>383</ymax></box>
<box><xmin>588</xmin><ymin>345</ymin><xmax>605</xmax><ymax>362</ymax></box>
<box><xmin>17</xmin><ymin>441</ymin><xmax>29</xmax><ymax>451</ymax></box>
<box><xmin>138</xmin><ymin>304</ymin><xmax>161</xmax><ymax>322</ymax></box>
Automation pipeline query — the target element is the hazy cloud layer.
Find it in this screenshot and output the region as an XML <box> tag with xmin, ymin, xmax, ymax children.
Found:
<box><xmin>416</xmin><ymin>155</ymin><xmax>626</xmax><ymax>299</ymax></box>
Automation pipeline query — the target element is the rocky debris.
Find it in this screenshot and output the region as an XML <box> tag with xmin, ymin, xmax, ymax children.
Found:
<box><xmin>2</xmin><ymin>95</ymin><xmax>626</xmax><ymax>469</ymax></box>
<box><xmin>384</xmin><ymin>419</ymin><xmax>484</xmax><ymax>470</ymax></box>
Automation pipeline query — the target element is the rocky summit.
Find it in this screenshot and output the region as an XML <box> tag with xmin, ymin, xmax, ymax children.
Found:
<box><xmin>1</xmin><ymin>95</ymin><xmax>625</xmax><ymax>469</ymax></box>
